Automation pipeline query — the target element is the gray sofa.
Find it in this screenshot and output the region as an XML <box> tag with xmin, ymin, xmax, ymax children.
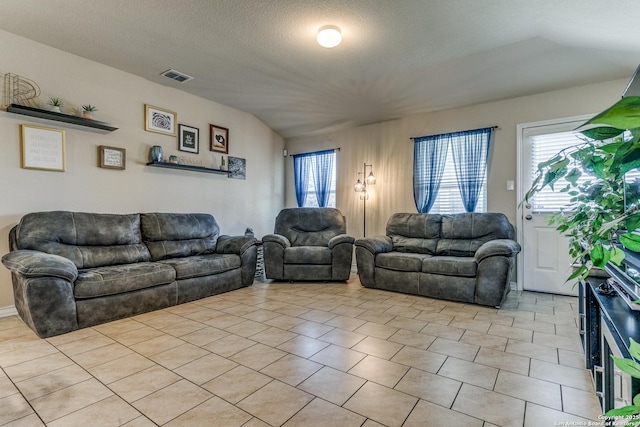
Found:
<box><xmin>263</xmin><ymin>208</ymin><xmax>355</xmax><ymax>281</ymax></box>
<box><xmin>355</xmin><ymin>212</ymin><xmax>521</xmax><ymax>307</ymax></box>
<box><xmin>1</xmin><ymin>211</ymin><xmax>257</xmax><ymax>338</ymax></box>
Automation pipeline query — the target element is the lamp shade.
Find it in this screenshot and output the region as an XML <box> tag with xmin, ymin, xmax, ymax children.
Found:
<box><xmin>354</xmin><ymin>179</ymin><xmax>365</xmax><ymax>192</ymax></box>
<box><xmin>366</xmin><ymin>172</ymin><xmax>376</xmax><ymax>185</ymax></box>
<box><xmin>317</xmin><ymin>25</ymin><xmax>342</xmax><ymax>48</ymax></box>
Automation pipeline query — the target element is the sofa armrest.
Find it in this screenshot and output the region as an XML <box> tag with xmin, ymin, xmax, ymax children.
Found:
<box><xmin>355</xmin><ymin>236</ymin><xmax>393</xmax><ymax>254</ymax></box>
<box><xmin>475</xmin><ymin>239</ymin><xmax>521</xmax><ymax>263</ymax></box>
<box><xmin>328</xmin><ymin>234</ymin><xmax>355</xmax><ymax>249</ymax></box>
<box><xmin>262</xmin><ymin>234</ymin><xmax>291</xmax><ymax>248</ymax></box>
<box><xmin>215</xmin><ymin>235</ymin><xmax>257</xmax><ymax>255</ymax></box>
<box><xmin>2</xmin><ymin>250</ymin><xmax>78</xmax><ymax>282</ymax></box>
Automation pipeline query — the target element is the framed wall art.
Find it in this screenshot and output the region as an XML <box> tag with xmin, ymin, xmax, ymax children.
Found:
<box><xmin>145</xmin><ymin>104</ymin><xmax>177</xmax><ymax>136</ymax></box>
<box><xmin>99</xmin><ymin>145</ymin><xmax>126</xmax><ymax>170</ymax></box>
<box><xmin>228</xmin><ymin>156</ymin><xmax>246</xmax><ymax>180</ymax></box>
<box><xmin>21</xmin><ymin>124</ymin><xmax>65</xmax><ymax>171</ymax></box>
<box><xmin>178</xmin><ymin>124</ymin><xmax>199</xmax><ymax>153</ymax></box>
<box><xmin>210</xmin><ymin>124</ymin><xmax>229</xmax><ymax>154</ymax></box>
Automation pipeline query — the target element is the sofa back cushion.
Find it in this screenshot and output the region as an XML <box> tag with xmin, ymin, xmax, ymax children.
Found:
<box><xmin>13</xmin><ymin>211</ymin><xmax>151</xmax><ymax>269</ymax></box>
<box><xmin>436</xmin><ymin>213</ymin><xmax>515</xmax><ymax>256</ymax></box>
<box><xmin>386</xmin><ymin>213</ymin><xmax>442</xmax><ymax>254</ymax></box>
<box><xmin>141</xmin><ymin>213</ymin><xmax>219</xmax><ymax>260</ymax></box>
<box><xmin>274</xmin><ymin>208</ymin><xmax>346</xmax><ymax>247</ymax></box>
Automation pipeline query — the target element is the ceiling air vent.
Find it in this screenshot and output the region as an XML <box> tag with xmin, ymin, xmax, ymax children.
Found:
<box><xmin>161</xmin><ymin>69</ymin><xmax>193</xmax><ymax>83</ymax></box>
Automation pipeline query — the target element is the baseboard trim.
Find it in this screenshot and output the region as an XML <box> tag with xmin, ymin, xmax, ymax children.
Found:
<box><xmin>0</xmin><ymin>306</ymin><xmax>18</xmax><ymax>318</ymax></box>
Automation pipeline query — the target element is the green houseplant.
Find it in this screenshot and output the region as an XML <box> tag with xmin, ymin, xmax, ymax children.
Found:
<box><xmin>81</xmin><ymin>104</ymin><xmax>97</xmax><ymax>119</ymax></box>
<box><xmin>47</xmin><ymin>97</ymin><xmax>63</xmax><ymax>112</ymax></box>
<box><xmin>524</xmin><ymin>96</ymin><xmax>640</xmax><ymax>282</ymax></box>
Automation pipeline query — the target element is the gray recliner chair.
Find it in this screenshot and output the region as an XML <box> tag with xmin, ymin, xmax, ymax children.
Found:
<box><xmin>263</xmin><ymin>208</ymin><xmax>355</xmax><ymax>281</ymax></box>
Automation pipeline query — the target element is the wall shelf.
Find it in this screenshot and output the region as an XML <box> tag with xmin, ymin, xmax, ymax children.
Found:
<box><xmin>146</xmin><ymin>161</ymin><xmax>229</xmax><ymax>175</ymax></box>
<box><xmin>6</xmin><ymin>104</ymin><xmax>118</xmax><ymax>133</ymax></box>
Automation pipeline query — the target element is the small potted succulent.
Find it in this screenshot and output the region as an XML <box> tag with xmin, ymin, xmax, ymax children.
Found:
<box><xmin>47</xmin><ymin>97</ymin><xmax>63</xmax><ymax>113</ymax></box>
<box><xmin>81</xmin><ymin>104</ymin><xmax>98</xmax><ymax>119</ymax></box>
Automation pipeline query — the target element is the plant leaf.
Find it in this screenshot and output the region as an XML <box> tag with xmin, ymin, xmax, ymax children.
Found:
<box><xmin>621</xmin><ymin>232</ymin><xmax>640</xmax><ymax>253</ymax></box>
<box><xmin>581</xmin><ymin>96</ymin><xmax>640</xmax><ymax>131</ymax></box>
<box><xmin>581</xmin><ymin>126</ymin><xmax>626</xmax><ymax>141</ymax></box>
<box><xmin>613</xmin><ymin>355</ymin><xmax>640</xmax><ymax>379</ymax></box>
<box><xmin>630</xmin><ymin>338</ymin><xmax>640</xmax><ymax>361</ymax></box>
<box><xmin>610</xmin><ymin>246</ymin><xmax>626</xmax><ymax>266</ymax></box>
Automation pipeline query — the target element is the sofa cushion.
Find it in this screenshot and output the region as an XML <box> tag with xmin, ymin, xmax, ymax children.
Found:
<box><xmin>14</xmin><ymin>211</ymin><xmax>151</xmax><ymax>269</ymax></box>
<box><xmin>436</xmin><ymin>213</ymin><xmax>515</xmax><ymax>256</ymax></box>
<box><xmin>284</xmin><ymin>246</ymin><xmax>332</xmax><ymax>264</ymax></box>
<box><xmin>386</xmin><ymin>213</ymin><xmax>441</xmax><ymax>254</ymax></box>
<box><xmin>376</xmin><ymin>252</ymin><xmax>430</xmax><ymax>272</ymax></box>
<box><xmin>422</xmin><ymin>256</ymin><xmax>477</xmax><ymax>277</ymax></box>
<box><xmin>141</xmin><ymin>213</ymin><xmax>220</xmax><ymax>261</ymax></box>
<box><xmin>74</xmin><ymin>262</ymin><xmax>176</xmax><ymax>299</ymax></box>
<box><xmin>274</xmin><ymin>208</ymin><xmax>346</xmax><ymax>247</ymax></box>
<box><xmin>160</xmin><ymin>254</ymin><xmax>240</xmax><ymax>280</ymax></box>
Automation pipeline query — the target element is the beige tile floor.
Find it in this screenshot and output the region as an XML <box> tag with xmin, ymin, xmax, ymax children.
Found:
<box><xmin>0</xmin><ymin>275</ymin><xmax>601</xmax><ymax>426</ymax></box>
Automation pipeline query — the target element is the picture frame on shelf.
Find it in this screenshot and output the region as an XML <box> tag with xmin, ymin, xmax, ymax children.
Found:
<box><xmin>21</xmin><ymin>124</ymin><xmax>65</xmax><ymax>172</ymax></box>
<box><xmin>228</xmin><ymin>156</ymin><xmax>246</xmax><ymax>180</ymax></box>
<box><xmin>99</xmin><ymin>145</ymin><xmax>126</xmax><ymax>170</ymax></box>
<box><xmin>210</xmin><ymin>124</ymin><xmax>229</xmax><ymax>154</ymax></box>
<box><xmin>144</xmin><ymin>104</ymin><xmax>177</xmax><ymax>136</ymax></box>
<box><xmin>178</xmin><ymin>124</ymin><xmax>199</xmax><ymax>153</ymax></box>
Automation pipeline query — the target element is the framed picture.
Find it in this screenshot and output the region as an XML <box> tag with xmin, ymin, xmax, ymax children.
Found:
<box><xmin>228</xmin><ymin>156</ymin><xmax>246</xmax><ymax>180</ymax></box>
<box><xmin>210</xmin><ymin>124</ymin><xmax>229</xmax><ymax>154</ymax></box>
<box><xmin>178</xmin><ymin>124</ymin><xmax>199</xmax><ymax>153</ymax></box>
<box><xmin>21</xmin><ymin>124</ymin><xmax>65</xmax><ymax>171</ymax></box>
<box><xmin>145</xmin><ymin>104</ymin><xmax>177</xmax><ymax>136</ymax></box>
<box><xmin>99</xmin><ymin>145</ymin><xmax>126</xmax><ymax>170</ymax></box>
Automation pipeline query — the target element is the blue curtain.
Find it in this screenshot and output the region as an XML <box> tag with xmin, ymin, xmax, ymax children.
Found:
<box><xmin>293</xmin><ymin>154</ymin><xmax>311</xmax><ymax>207</ymax></box>
<box><xmin>413</xmin><ymin>136</ymin><xmax>449</xmax><ymax>213</ymax></box>
<box><xmin>310</xmin><ymin>150</ymin><xmax>335</xmax><ymax>207</ymax></box>
<box><xmin>293</xmin><ymin>149</ymin><xmax>335</xmax><ymax>207</ymax></box>
<box><xmin>450</xmin><ymin>128</ymin><xmax>492</xmax><ymax>212</ymax></box>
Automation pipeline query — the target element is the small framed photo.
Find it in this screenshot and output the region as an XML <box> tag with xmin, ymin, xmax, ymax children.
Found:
<box><xmin>21</xmin><ymin>124</ymin><xmax>65</xmax><ymax>171</ymax></box>
<box><xmin>145</xmin><ymin>104</ymin><xmax>177</xmax><ymax>136</ymax></box>
<box><xmin>99</xmin><ymin>145</ymin><xmax>126</xmax><ymax>170</ymax></box>
<box><xmin>178</xmin><ymin>124</ymin><xmax>199</xmax><ymax>153</ymax></box>
<box><xmin>210</xmin><ymin>124</ymin><xmax>229</xmax><ymax>154</ymax></box>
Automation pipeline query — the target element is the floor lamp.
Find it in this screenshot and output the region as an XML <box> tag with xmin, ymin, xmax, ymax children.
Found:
<box><xmin>354</xmin><ymin>163</ymin><xmax>376</xmax><ymax>236</ymax></box>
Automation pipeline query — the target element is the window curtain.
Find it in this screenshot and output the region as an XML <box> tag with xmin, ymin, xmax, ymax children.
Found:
<box><xmin>293</xmin><ymin>154</ymin><xmax>311</xmax><ymax>207</ymax></box>
<box><xmin>413</xmin><ymin>136</ymin><xmax>450</xmax><ymax>213</ymax></box>
<box><xmin>450</xmin><ymin>127</ymin><xmax>492</xmax><ymax>212</ymax></box>
<box><xmin>310</xmin><ymin>149</ymin><xmax>335</xmax><ymax>207</ymax></box>
<box><xmin>293</xmin><ymin>149</ymin><xmax>335</xmax><ymax>207</ymax></box>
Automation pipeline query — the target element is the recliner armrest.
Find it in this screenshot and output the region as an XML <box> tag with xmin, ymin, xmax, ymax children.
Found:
<box><xmin>355</xmin><ymin>236</ymin><xmax>393</xmax><ymax>254</ymax></box>
<box><xmin>215</xmin><ymin>235</ymin><xmax>257</xmax><ymax>255</ymax></box>
<box><xmin>262</xmin><ymin>234</ymin><xmax>291</xmax><ymax>248</ymax></box>
<box><xmin>2</xmin><ymin>250</ymin><xmax>78</xmax><ymax>282</ymax></box>
<box><xmin>474</xmin><ymin>239</ymin><xmax>521</xmax><ymax>263</ymax></box>
<box><xmin>328</xmin><ymin>234</ymin><xmax>355</xmax><ymax>249</ymax></box>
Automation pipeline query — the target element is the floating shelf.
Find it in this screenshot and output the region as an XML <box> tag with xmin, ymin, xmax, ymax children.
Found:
<box><xmin>6</xmin><ymin>104</ymin><xmax>118</xmax><ymax>132</ymax></box>
<box><xmin>146</xmin><ymin>161</ymin><xmax>229</xmax><ymax>175</ymax></box>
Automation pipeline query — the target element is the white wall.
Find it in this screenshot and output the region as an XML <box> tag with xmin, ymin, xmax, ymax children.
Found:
<box><xmin>285</xmin><ymin>78</ymin><xmax>628</xmax><ymax>240</ymax></box>
<box><xmin>0</xmin><ymin>30</ymin><xmax>285</xmax><ymax>310</ymax></box>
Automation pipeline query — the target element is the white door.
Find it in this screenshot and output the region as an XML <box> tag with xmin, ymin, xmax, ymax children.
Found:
<box><xmin>517</xmin><ymin>116</ymin><xmax>591</xmax><ymax>296</ymax></box>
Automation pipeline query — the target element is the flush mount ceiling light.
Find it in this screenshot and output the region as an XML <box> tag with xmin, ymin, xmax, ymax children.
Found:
<box><xmin>317</xmin><ymin>25</ymin><xmax>342</xmax><ymax>48</ymax></box>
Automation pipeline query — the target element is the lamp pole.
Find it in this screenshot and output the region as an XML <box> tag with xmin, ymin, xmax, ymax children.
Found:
<box><xmin>355</xmin><ymin>163</ymin><xmax>376</xmax><ymax>237</ymax></box>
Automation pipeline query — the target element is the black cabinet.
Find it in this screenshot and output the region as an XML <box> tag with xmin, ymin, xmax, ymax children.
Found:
<box><xmin>582</xmin><ymin>276</ymin><xmax>640</xmax><ymax>413</ymax></box>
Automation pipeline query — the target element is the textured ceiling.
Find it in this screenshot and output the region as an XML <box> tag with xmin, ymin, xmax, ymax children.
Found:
<box><xmin>0</xmin><ymin>0</ymin><xmax>639</xmax><ymax>138</ymax></box>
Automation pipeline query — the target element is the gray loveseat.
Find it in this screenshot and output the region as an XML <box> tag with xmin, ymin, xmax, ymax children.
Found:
<box><xmin>355</xmin><ymin>212</ymin><xmax>521</xmax><ymax>307</ymax></box>
<box><xmin>263</xmin><ymin>208</ymin><xmax>355</xmax><ymax>281</ymax></box>
<box><xmin>1</xmin><ymin>211</ymin><xmax>257</xmax><ymax>338</ymax></box>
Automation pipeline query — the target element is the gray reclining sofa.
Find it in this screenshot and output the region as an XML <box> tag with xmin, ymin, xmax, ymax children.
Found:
<box><xmin>263</xmin><ymin>208</ymin><xmax>354</xmax><ymax>281</ymax></box>
<box><xmin>2</xmin><ymin>211</ymin><xmax>257</xmax><ymax>338</ymax></box>
<box><xmin>355</xmin><ymin>212</ymin><xmax>521</xmax><ymax>307</ymax></box>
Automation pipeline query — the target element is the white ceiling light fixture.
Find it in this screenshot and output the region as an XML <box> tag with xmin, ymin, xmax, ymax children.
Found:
<box><xmin>317</xmin><ymin>25</ymin><xmax>342</xmax><ymax>48</ymax></box>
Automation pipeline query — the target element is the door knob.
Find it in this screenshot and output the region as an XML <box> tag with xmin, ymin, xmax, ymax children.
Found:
<box><xmin>525</xmin><ymin>203</ymin><xmax>531</xmax><ymax>209</ymax></box>
<box><xmin>525</xmin><ymin>215</ymin><xmax>533</xmax><ymax>220</ymax></box>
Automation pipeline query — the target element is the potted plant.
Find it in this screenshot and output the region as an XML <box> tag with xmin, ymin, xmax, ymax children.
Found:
<box><xmin>525</xmin><ymin>96</ymin><xmax>640</xmax><ymax>282</ymax></box>
<box><xmin>47</xmin><ymin>97</ymin><xmax>63</xmax><ymax>113</ymax></box>
<box><xmin>81</xmin><ymin>104</ymin><xmax>98</xmax><ymax>119</ymax></box>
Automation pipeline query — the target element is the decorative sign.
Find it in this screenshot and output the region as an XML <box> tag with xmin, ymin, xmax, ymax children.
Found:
<box><xmin>21</xmin><ymin>124</ymin><xmax>65</xmax><ymax>171</ymax></box>
<box><xmin>99</xmin><ymin>145</ymin><xmax>126</xmax><ymax>170</ymax></box>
